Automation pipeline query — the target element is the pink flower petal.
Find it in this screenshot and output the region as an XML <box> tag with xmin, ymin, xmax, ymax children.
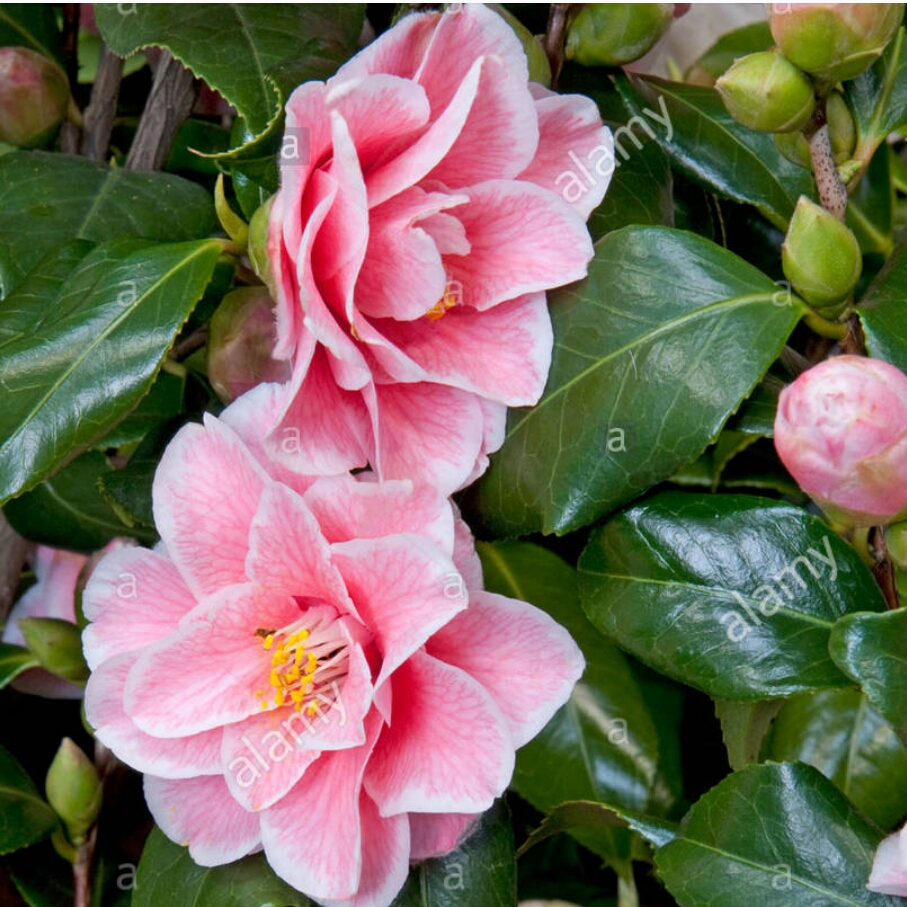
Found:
<box><xmin>409</xmin><ymin>812</ymin><xmax>479</xmax><ymax>860</ymax></box>
<box><xmin>124</xmin><ymin>585</ymin><xmax>302</xmax><ymax>737</ymax></box>
<box><xmin>364</xmin><ymin>652</ymin><xmax>513</xmax><ymax>815</ymax></box>
<box><xmin>445</xmin><ymin>180</ymin><xmax>594</xmax><ymax>311</ymax></box>
<box><xmin>373</xmin><ymin>291</ymin><xmax>552</xmax><ymax>405</ymax></box>
<box><xmin>82</xmin><ymin>546</ymin><xmax>196</xmax><ymax>670</ymax></box>
<box><xmin>452</xmin><ymin>506</ymin><xmax>483</xmax><ymax>594</ymax></box>
<box><xmin>152</xmin><ymin>416</ymin><xmax>269</xmax><ymax>600</ymax></box>
<box><xmin>427</xmin><ymin>591</ymin><xmax>585</xmax><ymax>747</ymax></box>
<box><xmin>371</xmin><ymin>381</ymin><xmax>485</xmax><ymax>492</ymax></box>
<box><xmin>259</xmin><ymin>713</ymin><xmax>382</xmax><ymax>899</ymax></box>
<box><xmin>302</xmin><ymin>475</ymin><xmax>454</xmax><ymax>553</ymax></box>
<box><xmin>869</xmin><ymin>827</ymin><xmax>907</xmax><ymax>896</ymax></box>
<box><xmin>85</xmin><ymin>654</ymin><xmax>223</xmax><ymax>778</ymax></box>
<box><xmin>144</xmin><ymin>774</ymin><xmax>261</xmax><ymax>865</ymax></box>
<box><xmin>519</xmin><ymin>89</ymin><xmax>615</xmax><ymax>219</ymax></box>
<box><xmin>336</xmin><ymin>11</ymin><xmax>438</xmax><ymax>83</ymax></box>
<box><xmin>331</xmin><ymin>535</ymin><xmax>466</xmax><ymax>686</ymax></box>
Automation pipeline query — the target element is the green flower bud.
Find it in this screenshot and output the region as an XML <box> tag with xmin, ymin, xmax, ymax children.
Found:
<box><xmin>782</xmin><ymin>195</ymin><xmax>862</xmax><ymax>318</ymax></box>
<box><xmin>17</xmin><ymin>617</ymin><xmax>88</xmax><ymax>685</ymax></box>
<box><xmin>0</xmin><ymin>47</ymin><xmax>71</xmax><ymax>148</ymax></box>
<box><xmin>247</xmin><ymin>196</ymin><xmax>275</xmax><ymax>294</ymax></box>
<box><xmin>45</xmin><ymin>739</ymin><xmax>102</xmax><ymax>845</ymax></box>
<box><xmin>769</xmin><ymin>3</ymin><xmax>904</xmax><ymax>84</ymax></box>
<box><xmin>887</xmin><ymin>520</ymin><xmax>907</xmax><ymax>571</ymax></box>
<box><xmin>490</xmin><ymin>5</ymin><xmax>551</xmax><ymax>86</ymax></box>
<box><xmin>565</xmin><ymin>4</ymin><xmax>674</xmax><ymax>67</ymax></box>
<box><xmin>774</xmin><ymin>91</ymin><xmax>856</xmax><ymax>168</ymax></box>
<box><xmin>716</xmin><ymin>51</ymin><xmax>815</xmax><ymax>133</ymax></box>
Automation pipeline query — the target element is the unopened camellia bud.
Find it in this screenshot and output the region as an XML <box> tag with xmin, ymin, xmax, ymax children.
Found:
<box><xmin>207</xmin><ymin>286</ymin><xmax>291</xmax><ymax>403</ymax></box>
<box><xmin>565</xmin><ymin>4</ymin><xmax>674</xmax><ymax>67</ymax></box>
<box><xmin>46</xmin><ymin>739</ymin><xmax>102</xmax><ymax>845</ymax></box>
<box><xmin>716</xmin><ymin>51</ymin><xmax>815</xmax><ymax>133</ymax></box>
<box><xmin>774</xmin><ymin>356</ymin><xmax>907</xmax><ymax>528</ymax></box>
<box><xmin>247</xmin><ymin>196</ymin><xmax>275</xmax><ymax>293</ymax></box>
<box><xmin>782</xmin><ymin>196</ymin><xmax>861</xmax><ymax>317</ymax></box>
<box><xmin>768</xmin><ymin>3</ymin><xmax>905</xmax><ymax>85</ymax></box>
<box><xmin>0</xmin><ymin>47</ymin><xmax>70</xmax><ymax>148</ymax></box>
<box><xmin>17</xmin><ymin>617</ymin><xmax>89</xmax><ymax>685</ymax></box>
<box><xmin>774</xmin><ymin>91</ymin><xmax>856</xmax><ymax>168</ymax></box>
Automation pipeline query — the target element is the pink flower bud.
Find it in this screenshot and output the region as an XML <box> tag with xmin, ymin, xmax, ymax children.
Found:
<box><xmin>774</xmin><ymin>356</ymin><xmax>907</xmax><ymax>527</ymax></box>
<box><xmin>0</xmin><ymin>47</ymin><xmax>70</xmax><ymax>148</ymax></box>
<box><xmin>206</xmin><ymin>287</ymin><xmax>291</xmax><ymax>403</ymax></box>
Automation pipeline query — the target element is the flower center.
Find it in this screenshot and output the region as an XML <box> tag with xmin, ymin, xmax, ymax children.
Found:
<box><xmin>424</xmin><ymin>278</ymin><xmax>463</xmax><ymax>321</ymax></box>
<box><xmin>253</xmin><ymin>607</ymin><xmax>349</xmax><ymax>716</ymax></box>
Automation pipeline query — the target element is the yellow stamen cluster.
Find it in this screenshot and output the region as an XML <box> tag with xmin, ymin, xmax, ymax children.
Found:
<box><xmin>425</xmin><ymin>281</ymin><xmax>462</xmax><ymax>321</ymax></box>
<box><xmin>254</xmin><ymin>628</ymin><xmax>322</xmax><ymax>714</ymax></box>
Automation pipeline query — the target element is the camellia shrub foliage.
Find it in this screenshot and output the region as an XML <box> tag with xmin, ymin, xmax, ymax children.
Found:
<box><xmin>8</xmin><ymin>3</ymin><xmax>907</xmax><ymax>906</ymax></box>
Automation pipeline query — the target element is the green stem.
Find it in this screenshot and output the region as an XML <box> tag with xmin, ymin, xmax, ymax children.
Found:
<box><xmin>618</xmin><ymin>873</ymin><xmax>639</xmax><ymax>907</ymax></box>
<box><xmin>802</xmin><ymin>309</ymin><xmax>848</xmax><ymax>340</ymax></box>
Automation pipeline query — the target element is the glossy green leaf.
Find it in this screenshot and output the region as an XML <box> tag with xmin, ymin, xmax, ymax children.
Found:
<box><xmin>3</xmin><ymin>450</ymin><xmax>152</xmax><ymax>551</ymax></box>
<box><xmin>766</xmin><ymin>689</ymin><xmax>907</xmax><ymax>830</ymax></box>
<box><xmin>615</xmin><ymin>73</ymin><xmax>815</xmax><ymax>230</ymax></box>
<box><xmin>714</xmin><ymin>699</ymin><xmax>784</xmax><ymax>772</ymax></box>
<box><xmin>0</xmin><ymin>238</ymin><xmax>223</xmax><ymax>505</ymax></box>
<box><xmin>469</xmin><ymin>227</ymin><xmax>806</xmax><ymax>536</ymax></box>
<box><xmin>830</xmin><ymin>608</ymin><xmax>907</xmax><ymax>746</ymax></box>
<box><xmin>579</xmin><ymin>492</ymin><xmax>884</xmax><ymax>700</ymax></box>
<box><xmin>656</xmin><ymin>762</ymin><xmax>900</xmax><ymax>907</ymax></box>
<box><xmin>0</xmin><ymin>5</ymin><xmax>62</xmax><ymax>62</ymax></box>
<box><xmin>0</xmin><ymin>643</ymin><xmax>39</xmax><ymax>690</ymax></box>
<box><xmin>685</xmin><ymin>21</ymin><xmax>773</xmax><ymax>82</ymax></box>
<box><xmin>0</xmin><ymin>744</ymin><xmax>57</xmax><ymax>855</ymax></box>
<box><xmin>5</xmin><ymin>840</ymin><xmax>73</xmax><ymax>907</ymax></box>
<box><xmin>858</xmin><ymin>231</ymin><xmax>907</xmax><ymax>373</ymax></box>
<box><xmin>847</xmin><ymin>145</ymin><xmax>894</xmax><ymax>257</ymax></box>
<box><xmin>478</xmin><ymin>541</ymin><xmax>667</xmax><ymax>866</ymax></box>
<box><xmin>134</xmin><ymin>827</ymin><xmax>311</xmax><ymax>907</ymax></box>
<box><xmin>0</xmin><ymin>152</ymin><xmax>214</xmax><ymax>295</ymax></box>
<box><xmin>391</xmin><ymin>801</ymin><xmax>515</xmax><ymax>907</ymax></box>
<box><xmin>588</xmin><ymin>138</ymin><xmax>673</xmax><ymax>239</ymax></box>
<box><xmin>846</xmin><ymin>27</ymin><xmax>907</xmax><ymax>148</ymax></box>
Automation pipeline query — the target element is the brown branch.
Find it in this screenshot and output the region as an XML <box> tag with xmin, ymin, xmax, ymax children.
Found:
<box><xmin>80</xmin><ymin>47</ymin><xmax>124</xmax><ymax>160</ymax></box>
<box><xmin>870</xmin><ymin>526</ymin><xmax>900</xmax><ymax>610</ymax></box>
<box><xmin>0</xmin><ymin>512</ymin><xmax>29</xmax><ymax>621</ymax></box>
<box><xmin>125</xmin><ymin>50</ymin><xmax>197</xmax><ymax>171</ymax></box>
<box><xmin>544</xmin><ymin>4</ymin><xmax>570</xmax><ymax>88</ymax></box>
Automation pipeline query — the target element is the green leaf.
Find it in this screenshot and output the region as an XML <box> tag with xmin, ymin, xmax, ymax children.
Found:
<box><xmin>579</xmin><ymin>492</ymin><xmax>884</xmax><ymax>700</ymax></box>
<box><xmin>0</xmin><ymin>238</ymin><xmax>223</xmax><ymax>505</ymax></box>
<box><xmin>847</xmin><ymin>27</ymin><xmax>907</xmax><ymax>149</ymax></box>
<box><xmin>4</xmin><ymin>450</ymin><xmax>153</xmax><ymax>551</ymax></box>
<box><xmin>5</xmin><ymin>840</ymin><xmax>73</xmax><ymax>907</ymax></box>
<box><xmin>847</xmin><ymin>145</ymin><xmax>894</xmax><ymax>257</ymax></box>
<box><xmin>656</xmin><ymin>762</ymin><xmax>900</xmax><ymax>907</ymax></box>
<box><xmin>685</xmin><ymin>21</ymin><xmax>773</xmax><ymax>83</ymax></box>
<box><xmin>468</xmin><ymin>227</ymin><xmax>806</xmax><ymax>536</ymax></box>
<box><xmin>588</xmin><ymin>138</ymin><xmax>673</xmax><ymax>239</ymax></box>
<box><xmin>0</xmin><ymin>152</ymin><xmax>214</xmax><ymax>295</ymax></box>
<box><xmin>714</xmin><ymin>699</ymin><xmax>785</xmax><ymax>772</ymax></box>
<box><xmin>830</xmin><ymin>608</ymin><xmax>907</xmax><ymax>747</ymax></box>
<box><xmin>134</xmin><ymin>826</ymin><xmax>312</xmax><ymax>907</ymax></box>
<box><xmin>615</xmin><ymin>73</ymin><xmax>815</xmax><ymax>230</ymax></box>
<box><xmin>858</xmin><ymin>230</ymin><xmax>907</xmax><ymax>372</ymax></box>
<box><xmin>518</xmin><ymin>799</ymin><xmax>678</xmax><ymax>857</ymax></box>
<box><xmin>391</xmin><ymin>800</ymin><xmax>515</xmax><ymax>907</ymax></box>
<box><xmin>478</xmin><ymin>542</ymin><xmax>667</xmax><ymax>867</ymax></box>
<box><xmin>765</xmin><ymin>689</ymin><xmax>907</xmax><ymax>830</ymax></box>
<box><xmin>0</xmin><ymin>744</ymin><xmax>57</xmax><ymax>855</ymax></box>
<box><xmin>0</xmin><ymin>643</ymin><xmax>39</xmax><ymax>690</ymax></box>
<box><xmin>0</xmin><ymin>4</ymin><xmax>62</xmax><ymax>62</ymax></box>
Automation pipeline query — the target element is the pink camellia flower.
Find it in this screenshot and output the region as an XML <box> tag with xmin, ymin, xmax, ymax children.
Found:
<box><xmin>869</xmin><ymin>823</ymin><xmax>907</xmax><ymax>896</ymax></box>
<box><xmin>81</xmin><ymin>389</ymin><xmax>584</xmax><ymax>907</ymax></box>
<box><xmin>3</xmin><ymin>545</ymin><xmax>88</xmax><ymax>699</ymax></box>
<box><xmin>265</xmin><ymin>3</ymin><xmax>613</xmax><ymax>494</ymax></box>
<box><xmin>774</xmin><ymin>355</ymin><xmax>907</xmax><ymax>527</ymax></box>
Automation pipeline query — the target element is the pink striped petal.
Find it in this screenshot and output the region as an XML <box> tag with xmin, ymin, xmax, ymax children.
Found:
<box><xmin>151</xmin><ymin>416</ymin><xmax>269</xmax><ymax>600</ymax></box>
<box><xmin>85</xmin><ymin>654</ymin><xmax>223</xmax><ymax>778</ymax></box>
<box><xmin>445</xmin><ymin>180</ymin><xmax>594</xmax><ymax>311</ymax></box>
<box><xmin>331</xmin><ymin>535</ymin><xmax>465</xmax><ymax>686</ymax></box>
<box><xmin>336</xmin><ymin>11</ymin><xmax>438</xmax><ymax>83</ymax></box>
<box><xmin>409</xmin><ymin>812</ymin><xmax>479</xmax><ymax>860</ymax></box>
<box><xmin>82</xmin><ymin>546</ymin><xmax>196</xmax><ymax>669</ymax></box>
<box><xmin>364</xmin><ymin>652</ymin><xmax>513</xmax><ymax>815</ymax></box>
<box><xmin>144</xmin><ymin>774</ymin><xmax>261</xmax><ymax>865</ymax></box>
<box><xmin>428</xmin><ymin>591</ymin><xmax>584</xmax><ymax>747</ymax></box>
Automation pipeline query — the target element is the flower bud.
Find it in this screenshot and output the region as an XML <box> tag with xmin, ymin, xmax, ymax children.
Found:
<box><xmin>782</xmin><ymin>196</ymin><xmax>861</xmax><ymax>317</ymax></box>
<box><xmin>17</xmin><ymin>617</ymin><xmax>89</xmax><ymax>685</ymax></box>
<box><xmin>45</xmin><ymin>739</ymin><xmax>102</xmax><ymax>845</ymax></box>
<box><xmin>207</xmin><ymin>287</ymin><xmax>291</xmax><ymax>403</ymax></box>
<box><xmin>768</xmin><ymin>3</ymin><xmax>904</xmax><ymax>84</ymax></box>
<box><xmin>565</xmin><ymin>4</ymin><xmax>675</xmax><ymax>67</ymax></box>
<box><xmin>0</xmin><ymin>47</ymin><xmax>70</xmax><ymax>148</ymax></box>
<box><xmin>716</xmin><ymin>51</ymin><xmax>815</xmax><ymax>133</ymax></box>
<box><xmin>774</xmin><ymin>356</ymin><xmax>907</xmax><ymax>528</ymax></box>
<box><xmin>247</xmin><ymin>196</ymin><xmax>275</xmax><ymax>293</ymax></box>
<box><xmin>774</xmin><ymin>91</ymin><xmax>856</xmax><ymax>168</ymax></box>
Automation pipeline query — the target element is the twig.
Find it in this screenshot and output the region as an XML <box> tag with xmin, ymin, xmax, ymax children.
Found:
<box><xmin>0</xmin><ymin>512</ymin><xmax>29</xmax><ymax>620</ymax></box>
<box><xmin>544</xmin><ymin>4</ymin><xmax>570</xmax><ymax>88</ymax></box>
<box><xmin>125</xmin><ymin>50</ymin><xmax>197</xmax><ymax>171</ymax></box>
<box><xmin>809</xmin><ymin>124</ymin><xmax>848</xmax><ymax>221</ymax></box>
<box><xmin>81</xmin><ymin>47</ymin><xmax>124</xmax><ymax>160</ymax></box>
<box><xmin>72</xmin><ymin>826</ymin><xmax>96</xmax><ymax>907</ymax></box>
<box><xmin>870</xmin><ymin>526</ymin><xmax>900</xmax><ymax>610</ymax></box>
<box><xmin>171</xmin><ymin>325</ymin><xmax>209</xmax><ymax>361</ymax></box>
